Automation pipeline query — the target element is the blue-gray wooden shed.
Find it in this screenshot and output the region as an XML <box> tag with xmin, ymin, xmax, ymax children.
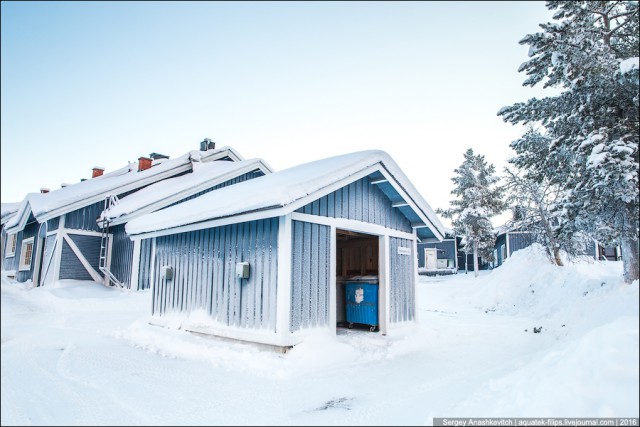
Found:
<box><xmin>126</xmin><ymin>150</ymin><xmax>446</xmax><ymax>348</ymax></box>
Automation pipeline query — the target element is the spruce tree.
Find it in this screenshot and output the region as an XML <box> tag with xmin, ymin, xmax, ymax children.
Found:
<box><xmin>498</xmin><ymin>1</ymin><xmax>639</xmax><ymax>283</ymax></box>
<box><xmin>439</xmin><ymin>149</ymin><xmax>507</xmax><ymax>277</ymax></box>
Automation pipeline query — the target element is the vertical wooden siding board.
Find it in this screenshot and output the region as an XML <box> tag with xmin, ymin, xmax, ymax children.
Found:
<box><xmin>233</xmin><ymin>223</ymin><xmax>241</xmax><ymax>326</ymax></box>
<box><xmin>203</xmin><ymin>228</ymin><xmax>211</xmax><ymax>313</ymax></box>
<box><xmin>303</xmin><ymin>221</ymin><xmax>313</xmax><ymax>328</ymax></box>
<box><xmin>210</xmin><ymin>227</ymin><xmax>217</xmax><ymax>314</ymax></box>
<box><xmin>290</xmin><ymin>221</ymin><xmax>300</xmax><ymax>332</ymax></box>
<box><xmin>217</xmin><ymin>225</ymin><xmax>227</xmax><ymax>323</ymax></box>
<box><xmin>255</xmin><ymin>220</ymin><xmax>264</xmax><ymax>328</ymax></box>
<box><xmin>310</xmin><ymin>223</ymin><xmax>319</xmax><ymax>326</ymax></box>
<box><xmin>197</xmin><ymin>229</ymin><xmax>206</xmax><ymax>309</ymax></box>
<box><xmin>327</xmin><ymin>192</ymin><xmax>335</xmax><ymax>218</ymax></box>
<box><xmin>232</xmin><ymin>223</ymin><xmax>241</xmax><ymax>326</ymax></box>
<box><xmin>156</xmin><ymin>238</ymin><xmax>163</xmax><ymax>315</ymax></box>
<box><xmin>250</xmin><ymin>220</ymin><xmax>259</xmax><ymax>328</ymax></box>
<box><xmin>166</xmin><ymin>235</ymin><xmax>174</xmax><ymax>312</ymax></box>
<box><xmin>174</xmin><ymin>233</ymin><xmax>183</xmax><ymax>312</ymax></box>
<box><xmin>260</xmin><ymin>220</ymin><xmax>269</xmax><ymax>328</ymax></box>
<box><xmin>318</xmin><ymin>225</ymin><xmax>328</xmax><ymax>324</ymax></box>
<box><xmin>222</xmin><ymin>224</ymin><xmax>230</xmax><ymax>324</ymax></box>
<box><xmin>269</xmin><ymin>218</ymin><xmax>278</xmax><ymax>331</ymax></box>
<box><xmin>319</xmin><ymin>196</ymin><xmax>327</xmax><ymax>217</ymax></box>
<box><xmin>242</xmin><ymin>223</ymin><xmax>249</xmax><ymax>327</ymax></box>
<box><xmin>153</xmin><ymin>239</ymin><xmax>159</xmax><ymax>314</ymax></box>
<box><xmin>191</xmin><ymin>230</ymin><xmax>200</xmax><ymax>310</ymax></box>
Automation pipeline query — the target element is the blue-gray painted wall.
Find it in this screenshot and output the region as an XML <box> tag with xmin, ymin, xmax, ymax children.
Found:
<box><xmin>59</xmin><ymin>234</ymin><xmax>103</xmax><ymax>280</ymax></box>
<box><xmin>109</xmin><ymin>224</ymin><xmax>134</xmax><ymax>288</ymax></box>
<box><xmin>495</xmin><ymin>234</ymin><xmax>507</xmax><ymax>266</ymax></box>
<box><xmin>47</xmin><ymin>217</ymin><xmax>59</xmax><ymax>231</ymax></box>
<box><xmin>290</xmin><ymin>220</ymin><xmax>330</xmax><ymax>332</ymax></box>
<box><xmin>138</xmin><ymin>239</ymin><xmax>153</xmax><ymax>291</ymax></box>
<box><xmin>296</xmin><ymin>176</ymin><xmax>413</xmax><ymax>233</ymax></box>
<box><xmin>389</xmin><ymin>237</ymin><xmax>414</xmax><ymax>323</ymax></box>
<box><xmin>508</xmin><ymin>233</ymin><xmax>533</xmax><ymax>256</ymax></box>
<box><xmin>151</xmin><ymin>218</ymin><xmax>279</xmax><ymax>331</ymax></box>
<box><xmin>40</xmin><ymin>234</ymin><xmax>57</xmax><ymax>285</ymax></box>
<box><xmin>417</xmin><ymin>240</ymin><xmax>456</xmax><ymax>268</ymax></box>
<box><xmin>2</xmin><ymin>231</ymin><xmax>19</xmax><ymax>272</ymax></box>
<box><xmin>15</xmin><ymin>220</ymin><xmax>39</xmax><ymax>283</ymax></box>
<box><xmin>64</xmin><ymin>200</ymin><xmax>105</xmax><ymax>232</ymax></box>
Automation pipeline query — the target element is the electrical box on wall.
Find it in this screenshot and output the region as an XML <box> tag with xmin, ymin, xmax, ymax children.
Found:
<box><xmin>236</xmin><ymin>262</ymin><xmax>250</xmax><ymax>279</ymax></box>
<box><xmin>161</xmin><ymin>265</ymin><xmax>173</xmax><ymax>281</ymax></box>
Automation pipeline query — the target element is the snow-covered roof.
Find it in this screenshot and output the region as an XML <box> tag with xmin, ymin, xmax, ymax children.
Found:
<box><xmin>126</xmin><ymin>150</ymin><xmax>446</xmax><ymax>241</ymax></box>
<box><xmin>100</xmin><ymin>158</ymin><xmax>273</xmax><ymax>226</ymax></box>
<box><xmin>1</xmin><ymin>202</ymin><xmax>20</xmax><ymax>225</ymax></box>
<box><xmin>5</xmin><ymin>146</ymin><xmax>244</xmax><ymax>233</ymax></box>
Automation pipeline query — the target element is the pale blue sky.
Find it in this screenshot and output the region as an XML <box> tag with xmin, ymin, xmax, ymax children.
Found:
<box><xmin>1</xmin><ymin>1</ymin><xmax>555</xmax><ymax>226</ymax></box>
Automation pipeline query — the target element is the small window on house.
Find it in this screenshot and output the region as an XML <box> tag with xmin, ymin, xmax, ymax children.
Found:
<box><xmin>501</xmin><ymin>245</ymin><xmax>506</xmax><ymax>260</ymax></box>
<box><xmin>18</xmin><ymin>238</ymin><xmax>34</xmax><ymax>271</ymax></box>
<box><xmin>6</xmin><ymin>234</ymin><xmax>17</xmax><ymax>257</ymax></box>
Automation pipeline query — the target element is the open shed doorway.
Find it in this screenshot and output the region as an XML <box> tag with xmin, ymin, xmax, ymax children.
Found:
<box><xmin>336</xmin><ymin>229</ymin><xmax>380</xmax><ymax>333</ymax></box>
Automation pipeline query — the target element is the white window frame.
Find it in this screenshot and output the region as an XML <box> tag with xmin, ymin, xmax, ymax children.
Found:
<box><xmin>6</xmin><ymin>233</ymin><xmax>17</xmax><ymax>257</ymax></box>
<box><xmin>18</xmin><ymin>237</ymin><xmax>34</xmax><ymax>271</ymax></box>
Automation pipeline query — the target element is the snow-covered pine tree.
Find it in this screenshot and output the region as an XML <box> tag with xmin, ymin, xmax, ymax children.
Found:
<box><xmin>438</xmin><ymin>149</ymin><xmax>507</xmax><ymax>277</ymax></box>
<box><xmin>498</xmin><ymin>1</ymin><xmax>639</xmax><ymax>283</ymax></box>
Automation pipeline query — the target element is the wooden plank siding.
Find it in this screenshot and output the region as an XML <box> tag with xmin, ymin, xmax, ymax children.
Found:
<box><xmin>64</xmin><ymin>200</ymin><xmax>104</xmax><ymax>232</ymax></box>
<box><xmin>151</xmin><ymin>218</ymin><xmax>279</xmax><ymax>332</ymax></box>
<box><xmin>508</xmin><ymin>233</ymin><xmax>533</xmax><ymax>256</ymax></box>
<box><xmin>40</xmin><ymin>235</ymin><xmax>57</xmax><ymax>286</ymax></box>
<box><xmin>109</xmin><ymin>224</ymin><xmax>134</xmax><ymax>288</ymax></box>
<box><xmin>290</xmin><ymin>220</ymin><xmax>330</xmax><ymax>332</ymax></box>
<box><xmin>138</xmin><ymin>238</ymin><xmax>153</xmax><ymax>290</ymax></box>
<box><xmin>2</xmin><ymin>230</ymin><xmax>20</xmax><ymax>272</ymax></box>
<box><xmin>389</xmin><ymin>236</ymin><xmax>414</xmax><ymax>323</ymax></box>
<box><xmin>295</xmin><ymin>176</ymin><xmax>412</xmax><ymax>234</ymax></box>
<box><xmin>59</xmin><ymin>234</ymin><xmax>103</xmax><ymax>280</ymax></box>
<box><xmin>47</xmin><ymin>217</ymin><xmax>59</xmax><ymax>231</ymax></box>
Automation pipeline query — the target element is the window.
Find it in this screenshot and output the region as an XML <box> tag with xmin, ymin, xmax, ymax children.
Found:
<box><xmin>6</xmin><ymin>234</ymin><xmax>17</xmax><ymax>257</ymax></box>
<box><xmin>19</xmin><ymin>238</ymin><xmax>34</xmax><ymax>271</ymax></box>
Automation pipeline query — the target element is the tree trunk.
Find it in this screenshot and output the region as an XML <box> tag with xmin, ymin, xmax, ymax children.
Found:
<box><xmin>621</xmin><ymin>236</ymin><xmax>639</xmax><ymax>284</ymax></box>
<box><xmin>553</xmin><ymin>247</ymin><xmax>564</xmax><ymax>267</ymax></box>
<box><xmin>473</xmin><ymin>240</ymin><xmax>479</xmax><ymax>278</ymax></box>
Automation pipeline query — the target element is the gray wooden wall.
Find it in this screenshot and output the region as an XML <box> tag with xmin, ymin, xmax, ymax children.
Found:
<box><xmin>109</xmin><ymin>224</ymin><xmax>134</xmax><ymax>288</ymax></box>
<box><xmin>59</xmin><ymin>234</ymin><xmax>102</xmax><ymax>280</ymax></box>
<box><xmin>151</xmin><ymin>218</ymin><xmax>279</xmax><ymax>331</ymax></box>
<box><xmin>138</xmin><ymin>238</ymin><xmax>153</xmax><ymax>291</ymax></box>
<box><xmin>389</xmin><ymin>237</ymin><xmax>414</xmax><ymax>323</ymax></box>
<box><xmin>290</xmin><ymin>220</ymin><xmax>331</xmax><ymax>332</ymax></box>
<box><xmin>296</xmin><ymin>176</ymin><xmax>413</xmax><ymax>233</ymax></box>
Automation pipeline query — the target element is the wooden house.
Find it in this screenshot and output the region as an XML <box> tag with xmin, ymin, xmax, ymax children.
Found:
<box><xmin>417</xmin><ymin>229</ymin><xmax>460</xmax><ymax>275</ymax></box>
<box><xmin>492</xmin><ymin>225</ymin><xmax>621</xmax><ymax>268</ymax></box>
<box><xmin>1</xmin><ymin>145</ymin><xmax>262</xmax><ymax>287</ymax></box>
<box><xmin>125</xmin><ymin>150</ymin><xmax>445</xmax><ymax>349</ymax></box>
<box><xmin>99</xmin><ymin>158</ymin><xmax>272</xmax><ymax>290</ymax></box>
<box><xmin>0</xmin><ymin>202</ymin><xmax>20</xmax><ymax>271</ymax></box>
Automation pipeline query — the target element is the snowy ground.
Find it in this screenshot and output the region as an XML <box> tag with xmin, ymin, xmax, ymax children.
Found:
<box><xmin>1</xmin><ymin>245</ymin><xmax>638</xmax><ymax>425</ymax></box>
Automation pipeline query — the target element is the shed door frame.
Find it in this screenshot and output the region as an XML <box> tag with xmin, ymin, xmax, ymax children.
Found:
<box><xmin>291</xmin><ymin>212</ymin><xmax>417</xmax><ymax>337</ymax></box>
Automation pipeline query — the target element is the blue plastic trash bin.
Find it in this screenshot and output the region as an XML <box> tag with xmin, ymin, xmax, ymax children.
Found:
<box><xmin>345</xmin><ymin>282</ymin><xmax>379</xmax><ymax>330</ymax></box>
